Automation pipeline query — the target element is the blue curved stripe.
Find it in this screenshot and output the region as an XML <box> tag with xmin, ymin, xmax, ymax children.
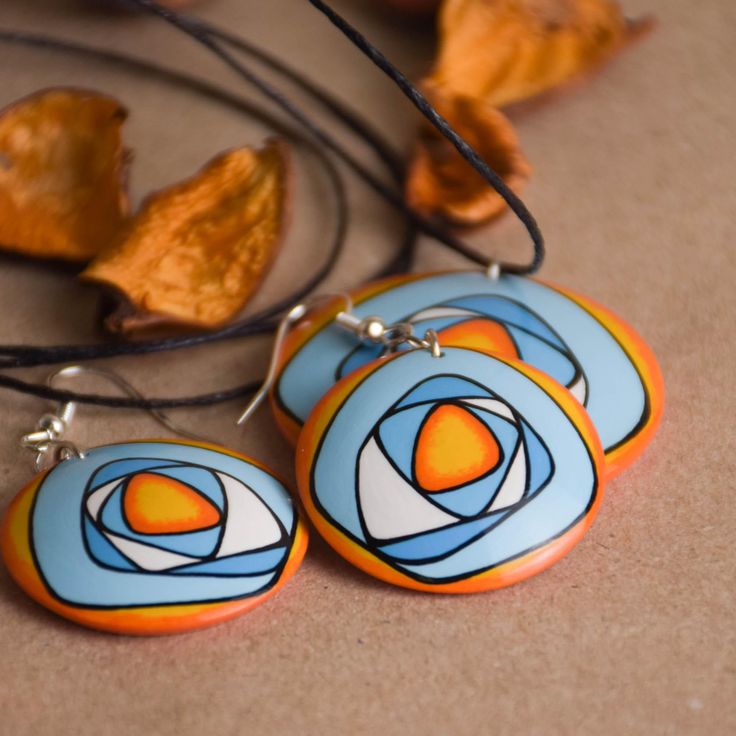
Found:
<box><xmin>338</xmin><ymin>343</ymin><xmax>385</xmax><ymax>379</ymax></box>
<box><xmin>410</xmin><ymin>316</ymin><xmax>470</xmax><ymax>333</ymax></box>
<box><xmin>98</xmin><ymin>486</ymin><xmax>221</xmax><ymax>558</ymax></box>
<box><xmin>395</xmin><ymin>375</ymin><xmax>493</xmax><ymax>410</ymax></box>
<box><xmin>521</xmin><ymin>420</ymin><xmax>553</xmax><ymax>496</ymax></box>
<box><xmin>31</xmin><ymin>442</ymin><xmax>296</xmax><ymax>607</ymax></box>
<box><xmin>377</xmin><ymin>403</ymin><xmax>433</xmax><ymax>480</ymax></box>
<box><xmin>507</xmin><ymin>325</ymin><xmax>577</xmax><ymax>388</ymax></box>
<box><xmin>170</xmin><ymin>546</ymin><xmax>287</xmax><ymax>576</ymax></box>
<box><xmin>89</xmin><ymin>458</ymin><xmax>184</xmax><ymax>490</ymax></box>
<box><xmin>277</xmin><ymin>272</ymin><xmax>649</xmax><ymax>455</ymax></box>
<box><xmin>444</xmin><ymin>295</ymin><xmax>564</xmax><ymax>349</ymax></box>
<box><xmin>84</xmin><ymin>517</ymin><xmax>137</xmax><ymax>571</ymax></box>
<box><xmin>378</xmin><ymin>509</ymin><xmax>509</xmax><ymax>562</ymax></box>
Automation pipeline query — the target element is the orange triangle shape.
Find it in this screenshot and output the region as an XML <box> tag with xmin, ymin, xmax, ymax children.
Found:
<box><xmin>123</xmin><ymin>473</ymin><xmax>221</xmax><ymax>534</ymax></box>
<box><xmin>414</xmin><ymin>404</ymin><xmax>500</xmax><ymax>492</ymax></box>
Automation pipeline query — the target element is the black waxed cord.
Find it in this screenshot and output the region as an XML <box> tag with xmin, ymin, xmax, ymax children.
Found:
<box><xmin>0</xmin><ymin>0</ymin><xmax>548</xmax><ymax>409</ymax></box>
<box><xmin>306</xmin><ymin>0</ymin><xmax>545</xmax><ymax>274</ymax></box>
<box><xmin>0</xmin><ymin>372</ymin><xmax>260</xmax><ymax>410</ymax></box>
<box><xmin>128</xmin><ymin>0</ymin><xmax>544</xmax><ymax>272</ymax></box>
<box><xmin>0</xmin><ymin>28</ymin><xmax>416</xmax><ymax>408</ymax></box>
<box><xmin>196</xmin><ymin>24</ymin><xmax>406</xmax><ymax>181</ymax></box>
<box><xmin>0</xmin><ymin>29</ymin><xmax>417</xmax><ymax>372</ymax></box>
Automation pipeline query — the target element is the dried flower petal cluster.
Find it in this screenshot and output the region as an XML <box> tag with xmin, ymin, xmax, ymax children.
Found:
<box><xmin>0</xmin><ymin>89</ymin><xmax>290</xmax><ymax>334</ymax></box>
<box><xmin>407</xmin><ymin>0</ymin><xmax>654</xmax><ymax>226</ymax></box>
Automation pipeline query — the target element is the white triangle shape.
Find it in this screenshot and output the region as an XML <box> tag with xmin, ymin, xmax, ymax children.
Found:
<box><xmin>358</xmin><ymin>437</ymin><xmax>458</xmax><ymax>541</ymax></box>
<box><xmin>409</xmin><ymin>306</ymin><xmax>476</xmax><ymax>322</ymax></box>
<box><xmin>487</xmin><ymin>441</ymin><xmax>527</xmax><ymax>512</ymax></box>
<box><xmin>568</xmin><ymin>373</ymin><xmax>588</xmax><ymax>404</ymax></box>
<box><xmin>105</xmin><ymin>532</ymin><xmax>199</xmax><ymax>571</ymax></box>
<box><xmin>215</xmin><ymin>473</ymin><xmax>282</xmax><ymax>557</ymax></box>
<box><xmin>460</xmin><ymin>397</ymin><xmax>515</xmax><ymax>422</ymax></box>
<box><xmin>85</xmin><ymin>480</ymin><xmax>121</xmax><ymax>521</ymax></box>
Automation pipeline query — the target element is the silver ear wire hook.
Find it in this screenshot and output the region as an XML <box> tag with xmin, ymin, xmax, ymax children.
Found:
<box><xmin>236</xmin><ymin>291</ymin><xmax>444</xmax><ymax>429</ymax></box>
<box><xmin>21</xmin><ymin>365</ymin><xmax>209</xmax><ymax>471</ymax></box>
<box><xmin>236</xmin><ymin>294</ymin><xmax>353</xmax><ymax>427</ymax></box>
<box><xmin>334</xmin><ymin>305</ymin><xmax>443</xmax><ymax>358</ymax></box>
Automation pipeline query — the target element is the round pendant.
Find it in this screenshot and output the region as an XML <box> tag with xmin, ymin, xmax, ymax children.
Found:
<box><xmin>275</xmin><ymin>271</ymin><xmax>663</xmax><ymax>477</ymax></box>
<box><xmin>296</xmin><ymin>347</ymin><xmax>605</xmax><ymax>593</ymax></box>
<box><xmin>1</xmin><ymin>440</ymin><xmax>307</xmax><ymax>635</ymax></box>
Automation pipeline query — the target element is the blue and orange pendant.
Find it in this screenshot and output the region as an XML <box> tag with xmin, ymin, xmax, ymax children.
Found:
<box><xmin>2</xmin><ymin>440</ymin><xmax>307</xmax><ymax>635</ymax></box>
<box><xmin>276</xmin><ymin>271</ymin><xmax>664</xmax><ymax>479</ymax></box>
<box><xmin>296</xmin><ymin>346</ymin><xmax>605</xmax><ymax>593</ymax></box>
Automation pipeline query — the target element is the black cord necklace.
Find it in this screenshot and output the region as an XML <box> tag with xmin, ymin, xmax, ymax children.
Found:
<box><xmin>0</xmin><ymin>0</ymin><xmax>545</xmax><ymax>410</ymax></box>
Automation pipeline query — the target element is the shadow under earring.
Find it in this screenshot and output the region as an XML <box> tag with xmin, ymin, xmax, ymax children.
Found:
<box><xmin>2</xmin><ymin>365</ymin><xmax>307</xmax><ymax>636</ymax></box>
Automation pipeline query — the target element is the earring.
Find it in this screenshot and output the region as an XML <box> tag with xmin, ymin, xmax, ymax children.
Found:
<box><xmin>271</xmin><ymin>264</ymin><xmax>663</xmax><ymax>479</ymax></box>
<box><xmin>2</xmin><ymin>361</ymin><xmax>307</xmax><ymax>636</ymax></box>
<box><xmin>291</xmin><ymin>310</ymin><xmax>606</xmax><ymax>593</ymax></box>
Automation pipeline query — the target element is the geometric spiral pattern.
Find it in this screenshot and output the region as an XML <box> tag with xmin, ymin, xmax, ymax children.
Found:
<box><xmin>1</xmin><ymin>441</ymin><xmax>306</xmax><ymax>635</ymax></box>
<box><xmin>298</xmin><ymin>347</ymin><xmax>604</xmax><ymax>592</ymax></box>
<box><xmin>361</xmin><ymin>375</ymin><xmax>553</xmax><ymax>563</ymax></box>
<box><xmin>83</xmin><ymin>458</ymin><xmax>290</xmax><ymax>577</ymax></box>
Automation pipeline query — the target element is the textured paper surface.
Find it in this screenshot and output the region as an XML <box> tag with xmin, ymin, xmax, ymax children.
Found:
<box><xmin>0</xmin><ymin>1</ymin><xmax>733</xmax><ymax>734</ymax></box>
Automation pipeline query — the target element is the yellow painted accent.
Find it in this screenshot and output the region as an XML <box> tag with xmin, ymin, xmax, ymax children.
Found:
<box><xmin>414</xmin><ymin>404</ymin><xmax>500</xmax><ymax>492</ymax></box>
<box><xmin>124</xmin><ymin>473</ymin><xmax>220</xmax><ymax>534</ymax></box>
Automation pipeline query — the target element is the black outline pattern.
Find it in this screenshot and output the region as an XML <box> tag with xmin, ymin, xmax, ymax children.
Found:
<box><xmin>410</xmin><ymin>401</ymin><xmax>508</xmax><ymax>494</ymax></box>
<box><xmin>337</xmin><ymin>297</ymin><xmax>588</xmax><ymax>406</ymax></box>
<box><xmin>309</xmin><ymin>359</ymin><xmax>596</xmax><ymax>585</ymax></box>
<box><xmin>27</xmin><ymin>446</ymin><xmax>299</xmax><ymax>610</ymax></box>
<box><xmin>356</xmin><ymin>377</ymin><xmax>555</xmax><ymax>548</ymax></box>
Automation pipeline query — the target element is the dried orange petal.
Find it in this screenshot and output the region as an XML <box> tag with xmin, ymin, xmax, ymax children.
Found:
<box><xmin>406</xmin><ymin>92</ymin><xmax>531</xmax><ymax>225</ymax></box>
<box><xmin>0</xmin><ymin>88</ymin><xmax>130</xmax><ymax>261</ymax></box>
<box><xmin>82</xmin><ymin>139</ymin><xmax>290</xmax><ymax>334</ymax></box>
<box><xmin>427</xmin><ymin>0</ymin><xmax>655</xmax><ymax>109</ymax></box>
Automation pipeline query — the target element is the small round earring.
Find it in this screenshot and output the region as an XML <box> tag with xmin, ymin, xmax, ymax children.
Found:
<box><xmin>289</xmin><ymin>306</ymin><xmax>606</xmax><ymax>593</ymax></box>
<box><xmin>2</xmin><ymin>359</ymin><xmax>308</xmax><ymax>636</ymax></box>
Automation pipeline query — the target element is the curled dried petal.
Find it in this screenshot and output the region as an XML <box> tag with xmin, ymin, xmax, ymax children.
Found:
<box><xmin>0</xmin><ymin>88</ymin><xmax>130</xmax><ymax>260</ymax></box>
<box><xmin>82</xmin><ymin>140</ymin><xmax>290</xmax><ymax>334</ymax></box>
<box><xmin>427</xmin><ymin>0</ymin><xmax>655</xmax><ymax>109</ymax></box>
<box><xmin>406</xmin><ymin>92</ymin><xmax>531</xmax><ymax>225</ymax></box>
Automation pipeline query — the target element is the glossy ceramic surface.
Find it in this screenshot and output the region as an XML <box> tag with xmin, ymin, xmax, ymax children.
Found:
<box><xmin>296</xmin><ymin>347</ymin><xmax>605</xmax><ymax>593</ymax></box>
<box><xmin>2</xmin><ymin>440</ymin><xmax>307</xmax><ymax>635</ymax></box>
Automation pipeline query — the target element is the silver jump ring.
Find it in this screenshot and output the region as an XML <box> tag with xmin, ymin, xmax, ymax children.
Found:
<box><xmin>486</xmin><ymin>260</ymin><xmax>502</xmax><ymax>281</ymax></box>
<box><xmin>32</xmin><ymin>439</ymin><xmax>86</xmax><ymax>472</ymax></box>
<box><xmin>405</xmin><ymin>329</ymin><xmax>442</xmax><ymax>358</ymax></box>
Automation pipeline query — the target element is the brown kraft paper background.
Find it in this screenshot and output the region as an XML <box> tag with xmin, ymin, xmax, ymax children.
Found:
<box><xmin>0</xmin><ymin>1</ymin><xmax>733</xmax><ymax>734</ymax></box>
